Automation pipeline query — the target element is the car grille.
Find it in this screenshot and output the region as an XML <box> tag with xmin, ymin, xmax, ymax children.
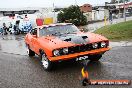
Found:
<box><xmin>68</xmin><ymin>42</ymin><xmax>101</xmax><ymax>54</ymax></box>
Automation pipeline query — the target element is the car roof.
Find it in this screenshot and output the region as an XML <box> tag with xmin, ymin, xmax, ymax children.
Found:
<box><xmin>37</xmin><ymin>23</ymin><xmax>73</xmax><ymax>29</ymax></box>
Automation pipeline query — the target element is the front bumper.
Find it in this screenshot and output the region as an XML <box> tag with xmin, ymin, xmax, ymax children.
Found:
<box><xmin>49</xmin><ymin>47</ymin><xmax>110</xmax><ymax>62</ymax></box>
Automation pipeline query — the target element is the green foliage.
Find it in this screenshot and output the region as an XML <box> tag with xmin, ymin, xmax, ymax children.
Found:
<box><xmin>94</xmin><ymin>20</ymin><xmax>132</xmax><ymax>41</ymax></box>
<box><xmin>57</xmin><ymin>5</ymin><xmax>87</xmax><ymax>26</ymax></box>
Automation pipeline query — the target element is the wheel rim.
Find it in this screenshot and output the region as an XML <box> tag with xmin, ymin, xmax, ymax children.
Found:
<box><xmin>41</xmin><ymin>54</ymin><xmax>49</xmax><ymax>69</ymax></box>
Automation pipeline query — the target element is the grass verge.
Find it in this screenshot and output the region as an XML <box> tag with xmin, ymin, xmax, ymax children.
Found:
<box><xmin>94</xmin><ymin>20</ymin><xmax>132</xmax><ymax>41</ymax></box>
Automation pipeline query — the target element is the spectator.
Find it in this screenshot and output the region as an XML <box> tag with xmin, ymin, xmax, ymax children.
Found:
<box><xmin>3</xmin><ymin>23</ymin><xmax>8</xmax><ymax>35</ymax></box>
<box><xmin>14</xmin><ymin>20</ymin><xmax>20</xmax><ymax>35</ymax></box>
<box><xmin>9</xmin><ymin>22</ymin><xmax>12</xmax><ymax>28</ymax></box>
<box><xmin>0</xmin><ymin>28</ymin><xmax>3</xmax><ymax>34</ymax></box>
<box><xmin>109</xmin><ymin>11</ymin><xmax>113</xmax><ymax>24</ymax></box>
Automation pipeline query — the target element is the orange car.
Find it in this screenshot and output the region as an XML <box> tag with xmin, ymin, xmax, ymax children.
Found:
<box><xmin>25</xmin><ymin>23</ymin><xmax>110</xmax><ymax>70</ymax></box>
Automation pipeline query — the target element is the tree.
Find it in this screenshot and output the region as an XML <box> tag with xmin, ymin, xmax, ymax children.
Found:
<box><xmin>57</xmin><ymin>5</ymin><xmax>87</xmax><ymax>26</ymax></box>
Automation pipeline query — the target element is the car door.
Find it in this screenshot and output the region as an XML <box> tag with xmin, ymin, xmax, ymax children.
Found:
<box><xmin>30</xmin><ymin>28</ymin><xmax>40</xmax><ymax>55</ymax></box>
<box><xmin>31</xmin><ymin>37</ymin><xmax>38</xmax><ymax>53</ymax></box>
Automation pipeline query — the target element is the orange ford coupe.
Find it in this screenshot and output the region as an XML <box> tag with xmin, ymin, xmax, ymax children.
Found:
<box><xmin>25</xmin><ymin>23</ymin><xmax>110</xmax><ymax>70</ymax></box>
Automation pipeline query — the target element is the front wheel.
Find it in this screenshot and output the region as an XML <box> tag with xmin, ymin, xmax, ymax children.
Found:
<box><xmin>41</xmin><ymin>52</ymin><xmax>52</xmax><ymax>71</ymax></box>
<box><xmin>89</xmin><ymin>54</ymin><xmax>102</xmax><ymax>61</ymax></box>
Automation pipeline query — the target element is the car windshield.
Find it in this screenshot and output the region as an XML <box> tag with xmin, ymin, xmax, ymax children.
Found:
<box><xmin>39</xmin><ymin>24</ymin><xmax>80</xmax><ymax>37</ymax></box>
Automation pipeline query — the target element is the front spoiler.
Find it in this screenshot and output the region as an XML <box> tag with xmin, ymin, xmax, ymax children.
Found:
<box><xmin>49</xmin><ymin>47</ymin><xmax>110</xmax><ymax>62</ymax></box>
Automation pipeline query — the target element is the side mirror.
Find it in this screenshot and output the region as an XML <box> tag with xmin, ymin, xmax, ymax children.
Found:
<box><xmin>80</xmin><ymin>28</ymin><xmax>84</xmax><ymax>32</ymax></box>
<box><xmin>31</xmin><ymin>28</ymin><xmax>37</xmax><ymax>38</ymax></box>
<box><xmin>80</xmin><ymin>28</ymin><xmax>88</xmax><ymax>32</ymax></box>
<box><xmin>78</xmin><ymin>26</ymin><xmax>86</xmax><ymax>32</ymax></box>
<box><xmin>32</xmin><ymin>28</ymin><xmax>37</xmax><ymax>36</ymax></box>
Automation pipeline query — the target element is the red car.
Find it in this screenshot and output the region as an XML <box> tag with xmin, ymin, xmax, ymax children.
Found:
<box><xmin>25</xmin><ymin>23</ymin><xmax>110</xmax><ymax>70</ymax></box>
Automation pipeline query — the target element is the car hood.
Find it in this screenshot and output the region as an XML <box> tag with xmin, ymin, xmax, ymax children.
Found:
<box><xmin>38</xmin><ymin>32</ymin><xmax>108</xmax><ymax>50</ymax></box>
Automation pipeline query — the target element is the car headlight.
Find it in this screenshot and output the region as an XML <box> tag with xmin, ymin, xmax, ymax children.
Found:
<box><xmin>101</xmin><ymin>42</ymin><xmax>106</xmax><ymax>48</ymax></box>
<box><xmin>63</xmin><ymin>48</ymin><xmax>68</xmax><ymax>54</ymax></box>
<box><xmin>92</xmin><ymin>43</ymin><xmax>98</xmax><ymax>49</ymax></box>
<box><xmin>53</xmin><ymin>50</ymin><xmax>60</xmax><ymax>56</ymax></box>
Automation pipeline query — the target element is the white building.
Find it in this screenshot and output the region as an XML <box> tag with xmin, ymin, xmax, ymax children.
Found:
<box><xmin>92</xmin><ymin>6</ymin><xmax>109</xmax><ymax>21</ymax></box>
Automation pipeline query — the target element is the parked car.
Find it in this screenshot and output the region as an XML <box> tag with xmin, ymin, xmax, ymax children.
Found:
<box><xmin>25</xmin><ymin>23</ymin><xmax>110</xmax><ymax>70</ymax></box>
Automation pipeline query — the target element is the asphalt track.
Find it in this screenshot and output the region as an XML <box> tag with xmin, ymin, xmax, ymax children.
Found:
<box><xmin>0</xmin><ymin>35</ymin><xmax>132</xmax><ymax>88</ymax></box>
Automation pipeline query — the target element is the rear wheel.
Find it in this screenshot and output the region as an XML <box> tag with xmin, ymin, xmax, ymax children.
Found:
<box><xmin>40</xmin><ymin>52</ymin><xmax>52</xmax><ymax>71</ymax></box>
<box><xmin>89</xmin><ymin>54</ymin><xmax>102</xmax><ymax>61</ymax></box>
<box><xmin>27</xmin><ymin>47</ymin><xmax>35</xmax><ymax>56</ymax></box>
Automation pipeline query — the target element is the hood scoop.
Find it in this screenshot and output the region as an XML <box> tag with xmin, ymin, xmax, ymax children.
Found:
<box><xmin>64</xmin><ymin>38</ymin><xmax>71</xmax><ymax>42</ymax></box>
<box><xmin>82</xmin><ymin>36</ymin><xmax>88</xmax><ymax>39</ymax></box>
<box><xmin>59</xmin><ymin>34</ymin><xmax>89</xmax><ymax>44</ymax></box>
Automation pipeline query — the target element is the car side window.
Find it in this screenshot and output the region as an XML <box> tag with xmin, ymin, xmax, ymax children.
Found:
<box><xmin>39</xmin><ymin>28</ymin><xmax>47</xmax><ymax>37</ymax></box>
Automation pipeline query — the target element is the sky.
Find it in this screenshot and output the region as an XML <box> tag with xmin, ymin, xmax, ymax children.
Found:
<box><xmin>0</xmin><ymin>0</ymin><xmax>111</xmax><ymax>8</ymax></box>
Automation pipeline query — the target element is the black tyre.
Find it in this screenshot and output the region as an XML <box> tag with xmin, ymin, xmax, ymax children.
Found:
<box><xmin>27</xmin><ymin>47</ymin><xmax>35</xmax><ymax>56</ymax></box>
<box><xmin>40</xmin><ymin>52</ymin><xmax>52</xmax><ymax>71</ymax></box>
<box><xmin>89</xmin><ymin>54</ymin><xmax>102</xmax><ymax>61</ymax></box>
